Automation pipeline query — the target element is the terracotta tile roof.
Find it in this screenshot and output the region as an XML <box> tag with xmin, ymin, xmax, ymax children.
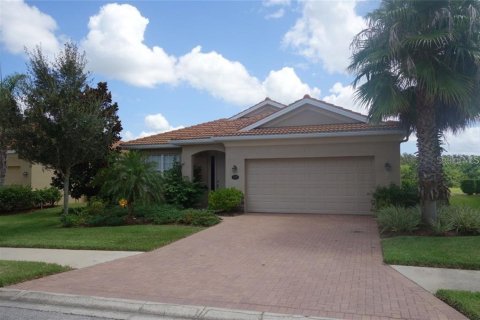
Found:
<box><xmin>122</xmin><ymin>113</ymin><xmax>273</xmax><ymax>146</ymax></box>
<box><xmin>228</xmin><ymin>121</ymin><xmax>402</xmax><ymax>136</ymax></box>
<box><xmin>122</xmin><ymin>114</ymin><xmax>402</xmax><ymax>147</ymax></box>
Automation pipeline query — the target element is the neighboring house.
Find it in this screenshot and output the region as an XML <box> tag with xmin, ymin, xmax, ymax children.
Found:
<box><xmin>122</xmin><ymin>96</ymin><xmax>406</xmax><ymax>214</ymax></box>
<box><xmin>5</xmin><ymin>151</ymin><xmax>54</xmax><ymax>190</ymax></box>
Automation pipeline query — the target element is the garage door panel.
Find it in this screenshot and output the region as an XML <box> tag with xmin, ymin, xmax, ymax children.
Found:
<box><xmin>246</xmin><ymin>157</ymin><xmax>375</xmax><ymax>214</ymax></box>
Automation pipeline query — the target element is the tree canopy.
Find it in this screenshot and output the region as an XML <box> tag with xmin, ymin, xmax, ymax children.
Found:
<box><xmin>14</xmin><ymin>43</ymin><xmax>120</xmax><ymax>214</ymax></box>
<box><xmin>349</xmin><ymin>0</ymin><xmax>480</xmax><ymax>223</ymax></box>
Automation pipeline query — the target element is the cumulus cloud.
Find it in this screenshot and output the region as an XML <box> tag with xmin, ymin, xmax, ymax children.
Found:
<box><xmin>263</xmin><ymin>67</ymin><xmax>320</xmax><ymax>103</ymax></box>
<box><xmin>123</xmin><ymin>113</ymin><xmax>184</xmax><ymax>141</ymax></box>
<box><xmin>0</xmin><ymin>0</ymin><xmax>60</xmax><ymax>56</ymax></box>
<box><xmin>283</xmin><ymin>0</ymin><xmax>365</xmax><ymax>73</ymax></box>
<box><xmin>265</xmin><ymin>8</ymin><xmax>285</xmax><ymax>20</ymax></box>
<box><xmin>444</xmin><ymin>127</ymin><xmax>480</xmax><ymax>155</ymax></box>
<box><xmin>323</xmin><ymin>82</ymin><xmax>366</xmax><ymax>115</ymax></box>
<box><xmin>177</xmin><ymin>46</ymin><xmax>265</xmax><ymax>105</ymax></box>
<box><xmin>82</xmin><ymin>3</ymin><xmax>177</xmax><ymax>87</ymax></box>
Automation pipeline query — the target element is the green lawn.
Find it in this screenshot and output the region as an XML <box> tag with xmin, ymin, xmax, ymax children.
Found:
<box><xmin>0</xmin><ymin>206</ymin><xmax>204</xmax><ymax>251</ymax></box>
<box><xmin>382</xmin><ymin>236</ymin><xmax>480</xmax><ymax>269</ymax></box>
<box><xmin>0</xmin><ymin>260</ymin><xmax>71</xmax><ymax>287</ymax></box>
<box><xmin>451</xmin><ymin>193</ymin><xmax>480</xmax><ymax>209</ymax></box>
<box><xmin>436</xmin><ymin>290</ymin><xmax>480</xmax><ymax>320</ymax></box>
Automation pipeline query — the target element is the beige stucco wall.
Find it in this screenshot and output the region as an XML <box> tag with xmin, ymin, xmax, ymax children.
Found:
<box><xmin>5</xmin><ymin>153</ymin><xmax>32</xmax><ymax>186</ymax></box>
<box><xmin>30</xmin><ymin>164</ymin><xmax>55</xmax><ymax>189</ymax></box>
<box><xmin>263</xmin><ymin>105</ymin><xmax>359</xmax><ymax>127</ymax></box>
<box><xmin>223</xmin><ymin>135</ymin><xmax>402</xmax><ymax>193</ymax></box>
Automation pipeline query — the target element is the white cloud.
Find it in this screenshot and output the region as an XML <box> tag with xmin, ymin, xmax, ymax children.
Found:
<box><xmin>283</xmin><ymin>0</ymin><xmax>366</xmax><ymax>73</ymax></box>
<box><xmin>444</xmin><ymin>126</ymin><xmax>480</xmax><ymax>155</ymax></box>
<box><xmin>82</xmin><ymin>3</ymin><xmax>177</xmax><ymax>87</ymax></box>
<box><xmin>263</xmin><ymin>67</ymin><xmax>320</xmax><ymax>103</ymax></box>
<box><xmin>265</xmin><ymin>8</ymin><xmax>285</xmax><ymax>19</ymax></box>
<box><xmin>177</xmin><ymin>46</ymin><xmax>265</xmax><ymax>105</ymax></box>
<box><xmin>263</xmin><ymin>0</ymin><xmax>291</xmax><ymax>7</ymax></box>
<box><xmin>0</xmin><ymin>0</ymin><xmax>60</xmax><ymax>56</ymax></box>
<box><xmin>323</xmin><ymin>82</ymin><xmax>366</xmax><ymax>115</ymax></box>
<box><xmin>123</xmin><ymin>113</ymin><xmax>183</xmax><ymax>141</ymax></box>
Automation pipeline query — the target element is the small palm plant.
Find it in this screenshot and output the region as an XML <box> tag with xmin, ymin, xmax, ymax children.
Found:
<box><xmin>97</xmin><ymin>151</ymin><xmax>163</xmax><ymax>217</ymax></box>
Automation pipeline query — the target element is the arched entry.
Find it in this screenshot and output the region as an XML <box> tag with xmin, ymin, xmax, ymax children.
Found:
<box><xmin>192</xmin><ymin>150</ymin><xmax>225</xmax><ymax>191</ymax></box>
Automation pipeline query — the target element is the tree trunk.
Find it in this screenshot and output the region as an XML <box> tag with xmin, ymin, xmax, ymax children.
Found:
<box><xmin>63</xmin><ymin>168</ymin><xmax>70</xmax><ymax>215</ymax></box>
<box><xmin>0</xmin><ymin>148</ymin><xmax>6</xmax><ymax>187</ymax></box>
<box><xmin>416</xmin><ymin>100</ymin><xmax>444</xmax><ymax>225</ymax></box>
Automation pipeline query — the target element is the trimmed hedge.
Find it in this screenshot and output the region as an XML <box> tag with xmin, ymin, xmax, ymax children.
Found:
<box><xmin>0</xmin><ymin>186</ymin><xmax>61</xmax><ymax>213</ymax></box>
<box><xmin>208</xmin><ymin>188</ymin><xmax>243</xmax><ymax>213</ymax></box>
<box><xmin>372</xmin><ymin>183</ymin><xmax>420</xmax><ymax>210</ymax></box>
<box><xmin>461</xmin><ymin>180</ymin><xmax>477</xmax><ymax>195</ymax></box>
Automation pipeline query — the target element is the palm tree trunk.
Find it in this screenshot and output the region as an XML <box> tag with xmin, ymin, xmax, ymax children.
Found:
<box><xmin>416</xmin><ymin>100</ymin><xmax>443</xmax><ymax>224</ymax></box>
<box><xmin>0</xmin><ymin>148</ymin><xmax>6</xmax><ymax>187</ymax></box>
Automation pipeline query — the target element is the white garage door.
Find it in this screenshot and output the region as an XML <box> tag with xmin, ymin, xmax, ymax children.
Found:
<box><xmin>246</xmin><ymin>157</ymin><xmax>375</xmax><ymax>214</ymax></box>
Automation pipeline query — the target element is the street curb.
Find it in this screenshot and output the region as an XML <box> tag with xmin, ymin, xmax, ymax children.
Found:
<box><xmin>0</xmin><ymin>289</ymin><xmax>339</xmax><ymax>320</ymax></box>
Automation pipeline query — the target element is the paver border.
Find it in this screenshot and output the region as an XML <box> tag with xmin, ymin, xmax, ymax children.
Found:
<box><xmin>0</xmin><ymin>289</ymin><xmax>338</xmax><ymax>320</ymax></box>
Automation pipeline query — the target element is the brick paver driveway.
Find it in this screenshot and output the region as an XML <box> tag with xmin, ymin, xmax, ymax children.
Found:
<box><xmin>12</xmin><ymin>214</ymin><xmax>465</xmax><ymax>320</ymax></box>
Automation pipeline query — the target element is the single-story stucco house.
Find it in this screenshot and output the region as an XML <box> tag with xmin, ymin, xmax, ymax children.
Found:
<box><xmin>122</xmin><ymin>95</ymin><xmax>406</xmax><ymax>215</ymax></box>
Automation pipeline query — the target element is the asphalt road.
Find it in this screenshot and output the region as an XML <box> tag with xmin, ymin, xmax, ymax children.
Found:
<box><xmin>0</xmin><ymin>306</ymin><xmax>105</xmax><ymax>320</ymax></box>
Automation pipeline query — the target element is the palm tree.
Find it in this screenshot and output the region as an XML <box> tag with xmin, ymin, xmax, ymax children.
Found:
<box><xmin>97</xmin><ymin>151</ymin><xmax>163</xmax><ymax>217</ymax></box>
<box><xmin>0</xmin><ymin>74</ymin><xmax>24</xmax><ymax>186</ymax></box>
<box><xmin>349</xmin><ymin>0</ymin><xmax>480</xmax><ymax>223</ymax></box>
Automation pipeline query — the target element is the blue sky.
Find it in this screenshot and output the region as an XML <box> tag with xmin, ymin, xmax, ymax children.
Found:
<box><xmin>1</xmin><ymin>0</ymin><xmax>478</xmax><ymax>154</ymax></box>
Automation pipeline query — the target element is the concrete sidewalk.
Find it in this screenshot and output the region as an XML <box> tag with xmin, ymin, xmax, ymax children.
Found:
<box><xmin>392</xmin><ymin>265</ymin><xmax>480</xmax><ymax>293</ymax></box>
<box><xmin>0</xmin><ymin>247</ymin><xmax>143</xmax><ymax>268</ymax></box>
<box><xmin>0</xmin><ymin>289</ymin><xmax>337</xmax><ymax>320</ymax></box>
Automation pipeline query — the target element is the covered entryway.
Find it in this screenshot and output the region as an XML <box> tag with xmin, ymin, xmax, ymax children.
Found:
<box><xmin>192</xmin><ymin>150</ymin><xmax>225</xmax><ymax>191</ymax></box>
<box><xmin>246</xmin><ymin>157</ymin><xmax>375</xmax><ymax>214</ymax></box>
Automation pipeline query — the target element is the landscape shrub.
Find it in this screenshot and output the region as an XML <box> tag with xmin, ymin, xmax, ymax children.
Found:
<box><xmin>208</xmin><ymin>188</ymin><xmax>243</xmax><ymax>212</ymax></box>
<box><xmin>162</xmin><ymin>162</ymin><xmax>205</xmax><ymax>208</ymax></box>
<box><xmin>476</xmin><ymin>181</ymin><xmax>480</xmax><ymax>194</ymax></box>
<box><xmin>179</xmin><ymin>209</ymin><xmax>221</xmax><ymax>227</ymax></box>
<box><xmin>460</xmin><ymin>180</ymin><xmax>477</xmax><ymax>195</ymax></box>
<box><xmin>0</xmin><ymin>185</ymin><xmax>34</xmax><ymax>212</ymax></box>
<box><xmin>0</xmin><ymin>186</ymin><xmax>61</xmax><ymax>213</ymax></box>
<box><xmin>60</xmin><ymin>203</ymin><xmax>221</xmax><ymax>228</ymax></box>
<box><xmin>438</xmin><ymin>205</ymin><xmax>480</xmax><ymax>235</ymax></box>
<box><xmin>142</xmin><ymin>204</ymin><xmax>184</xmax><ymax>224</ymax></box>
<box><xmin>376</xmin><ymin>206</ymin><xmax>421</xmax><ymax>234</ymax></box>
<box><xmin>32</xmin><ymin>187</ymin><xmax>62</xmax><ymax>208</ymax></box>
<box><xmin>372</xmin><ymin>183</ymin><xmax>419</xmax><ymax>210</ymax></box>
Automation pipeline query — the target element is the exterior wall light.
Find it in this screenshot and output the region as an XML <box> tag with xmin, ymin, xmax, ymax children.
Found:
<box><xmin>384</xmin><ymin>162</ymin><xmax>392</xmax><ymax>172</ymax></box>
<box><xmin>232</xmin><ymin>165</ymin><xmax>238</xmax><ymax>173</ymax></box>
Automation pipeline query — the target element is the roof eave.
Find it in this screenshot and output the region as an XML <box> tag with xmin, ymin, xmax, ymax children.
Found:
<box><xmin>120</xmin><ymin>143</ymin><xmax>181</xmax><ymax>150</ymax></box>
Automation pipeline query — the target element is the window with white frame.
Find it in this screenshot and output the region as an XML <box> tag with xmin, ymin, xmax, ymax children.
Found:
<box><xmin>148</xmin><ymin>154</ymin><xmax>180</xmax><ymax>172</ymax></box>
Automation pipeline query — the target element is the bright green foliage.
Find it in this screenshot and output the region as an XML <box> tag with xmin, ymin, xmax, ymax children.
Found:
<box><xmin>162</xmin><ymin>162</ymin><xmax>205</xmax><ymax>208</ymax></box>
<box><xmin>461</xmin><ymin>180</ymin><xmax>477</xmax><ymax>195</ymax></box>
<box><xmin>0</xmin><ymin>260</ymin><xmax>71</xmax><ymax>287</ymax></box>
<box><xmin>376</xmin><ymin>206</ymin><xmax>421</xmax><ymax>234</ymax></box>
<box><xmin>97</xmin><ymin>151</ymin><xmax>163</xmax><ymax>216</ymax></box>
<box><xmin>436</xmin><ymin>290</ymin><xmax>480</xmax><ymax>320</ymax></box>
<box><xmin>208</xmin><ymin>188</ymin><xmax>244</xmax><ymax>212</ymax></box>
<box><xmin>382</xmin><ymin>236</ymin><xmax>480</xmax><ymax>269</ymax></box>
<box><xmin>372</xmin><ymin>184</ymin><xmax>419</xmax><ymax>210</ymax></box>
<box><xmin>0</xmin><ymin>206</ymin><xmax>203</xmax><ymax>251</ymax></box>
